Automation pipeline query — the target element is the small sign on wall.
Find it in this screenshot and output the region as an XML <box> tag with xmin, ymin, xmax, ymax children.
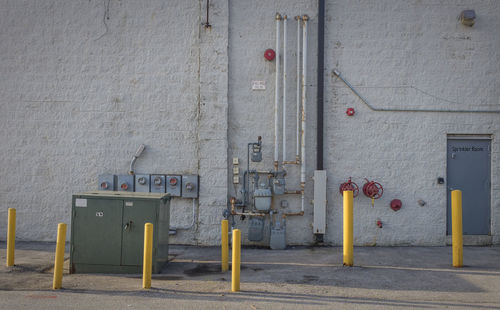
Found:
<box><xmin>252</xmin><ymin>80</ymin><xmax>266</xmax><ymax>90</ymax></box>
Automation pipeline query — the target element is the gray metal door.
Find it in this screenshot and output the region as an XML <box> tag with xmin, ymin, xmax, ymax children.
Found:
<box><xmin>72</xmin><ymin>198</ymin><xmax>123</xmax><ymax>265</ymax></box>
<box><xmin>447</xmin><ymin>138</ymin><xmax>491</xmax><ymax>235</ymax></box>
<box><xmin>121</xmin><ymin>200</ymin><xmax>156</xmax><ymax>266</ymax></box>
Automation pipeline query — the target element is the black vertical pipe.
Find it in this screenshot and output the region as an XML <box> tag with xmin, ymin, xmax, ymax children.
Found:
<box><xmin>316</xmin><ymin>0</ymin><xmax>325</xmax><ymax>170</ymax></box>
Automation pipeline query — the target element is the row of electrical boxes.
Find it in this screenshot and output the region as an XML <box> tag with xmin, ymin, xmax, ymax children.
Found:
<box><xmin>98</xmin><ymin>174</ymin><xmax>199</xmax><ymax>198</ymax></box>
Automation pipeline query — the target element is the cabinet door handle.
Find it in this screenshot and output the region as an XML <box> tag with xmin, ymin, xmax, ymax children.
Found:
<box><xmin>124</xmin><ymin>221</ymin><xmax>133</xmax><ymax>231</ymax></box>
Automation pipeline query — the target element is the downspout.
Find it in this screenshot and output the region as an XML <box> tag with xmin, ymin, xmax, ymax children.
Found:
<box><xmin>317</xmin><ymin>0</ymin><xmax>325</xmax><ymax>170</ymax></box>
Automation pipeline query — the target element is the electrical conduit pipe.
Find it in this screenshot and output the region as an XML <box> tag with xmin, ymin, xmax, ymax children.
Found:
<box><xmin>282</xmin><ymin>15</ymin><xmax>288</xmax><ymax>163</ymax></box>
<box><xmin>300</xmin><ymin>15</ymin><xmax>308</xmax><ymax>214</ymax></box>
<box><xmin>274</xmin><ymin>13</ymin><xmax>281</xmax><ymax>171</ymax></box>
<box><xmin>296</xmin><ymin>16</ymin><xmax>301</xmax><ymax>163</ymax></box>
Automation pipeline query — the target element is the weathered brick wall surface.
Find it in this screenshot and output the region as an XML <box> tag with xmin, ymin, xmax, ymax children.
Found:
<box><xmin>325</xmin><ymin>0</ymin><xmax>500</xmax><ymax>245</ymax></box>
<box><xmin>1</xmin><ymin>0</ymin><xmax>498</xmax><ymax>245</ymax></box>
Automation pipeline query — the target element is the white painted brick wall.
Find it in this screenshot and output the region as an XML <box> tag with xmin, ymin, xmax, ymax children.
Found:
<box><xmin>0</xmin><ymin>0</ymin><xmax>227</xmax><ymax>245</ymax></box>
<box><xmin>1</xmin><ymin>0</ymin><xmax>499</xmax><ymax>246</ymax></box>
<box><xmin>324</xmin><ymin>0</ymin><xmax>500</xmax><ymax>245</ymax></box>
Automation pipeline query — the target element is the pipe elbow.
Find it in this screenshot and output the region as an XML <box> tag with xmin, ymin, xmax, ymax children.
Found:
<box><xmin>275</xmin><ymin>13</ymin><xmax>282</xmax><ymax>20</ymax></box>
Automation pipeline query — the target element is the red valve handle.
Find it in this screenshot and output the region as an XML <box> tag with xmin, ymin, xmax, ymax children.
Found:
<box><xmin>362</xmin><ymin>179</ymin><xmax>383</xmax><ymax>199</ymax></box>
<box><xmin>339</xmin><ymin>178</ymin><xmax>359</xmax><ymax>197</ymax></box>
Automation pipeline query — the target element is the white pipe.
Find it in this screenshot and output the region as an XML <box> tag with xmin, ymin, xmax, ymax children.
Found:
<box><xmin>300</xmin><ymin>15</ymin><xmax>308</xmax><ymax>185</ymax></box>
<box><xmin>301</xmin><ymin>190</ymin><xmax>305</xmax><ymax>213</ymax></box>
<box><xmin>295</xmin><ymin>16</ymin><xmax>301</xmax><ymax>161</ymax></box>
<box><xmin>282</xmin><ymin>15</ymin><xmax>287</xmax><ymax>162</ymax></box>
<box><xmin>274</xmin><ymin>13</ymin><xmax>281</xmax><ymax>167</ymax></box>
<box><xmin>300</xmin><ymin>15</ymin><xmax>308</xmax><ymax>213</ymax></box>
<box><xmin>171</xmin><ymin>198</ymin><xmax>197</xmax><ymax>230</ymax></box>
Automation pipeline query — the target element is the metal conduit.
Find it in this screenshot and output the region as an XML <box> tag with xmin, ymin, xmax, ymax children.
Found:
<box><xmin>171</xmin><ymin>198</ymin><xmax>197</xmax><ymax>230</ymax></box>
<box><xmin>334</xmin><ymin>70</ymin><xmax>500</xmax><ymax>114</ymax></box>
<box><xmin>274</xmin><ymin>13</ymin><xmax>282</xmax><ymax>170</ymax></box>
<box><xmin>300</xmin><ymin>15</ymin><xmax>309</xmax><ymax>214</ymax></box>
<box><xmin>296</xmin><ymin>15</ymin><xmax>301</xmax><ymax>162</ymax></box>
<box><xmin>282</xmin><ymin>15</ymin><xmax>288</xmax><ymax>162</ymax></box>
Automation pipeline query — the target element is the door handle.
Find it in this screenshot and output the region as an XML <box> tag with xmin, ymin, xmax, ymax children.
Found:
<box><xmin>124</xmin><ymin>220</ymin><xmax>133</xmax><ymax>231</ymax></box>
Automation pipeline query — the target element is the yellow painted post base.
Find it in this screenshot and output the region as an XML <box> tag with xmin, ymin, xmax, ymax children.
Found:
<box><xmin>53</xmin><ymin>223</ymin><xmax>67</xmax><ymax>289</ymax></box>
<box><xmin>452</xmin><ymin>190</ymin><xmax>463</xmax><ymax>268</ymax></box>
<box><xmin>6</xmin><ymin>208</ymin><xmax>16</xmax><ymax>267</ymax></box>
<box><xmin>343</xmin><ymin>191</ymin><xmax>353</xmax><ymax>266</ymax></box>
<box><xmin>221</xmin><ymin>220</ymin><xmax>229</xmax><ymax>272</ymax></box>
<box><xmin>231</xmin><ymin>229</ymin><xmax>241</xmax><ymax>292</ymax></box>
<box><xmin>143</xmin><ymin>223</ymin><xmax>153</xmax><ymax>289</ymax></box>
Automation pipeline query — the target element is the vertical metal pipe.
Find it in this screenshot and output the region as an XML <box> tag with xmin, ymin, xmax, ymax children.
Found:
<box><xmin>274</xmin><ymin>13</ymin><xmax>282</xmax><ymax>169</ymax></box>
<box><xmin>317</xmin><ymin>0</ymin><xmax>325</xmax><ymax>170</ymax></box>
<box><xmin>282</xmin><ymin>15</ymin><xmax>288</xmax><ymax>162</ymax></box>
<box><xmin>452</xmin><ymin>190</ymin><xmax>463</xmax><ymax>267</ymax></box>
<box><xmin>301</xmin><ymin>15</ymin><xmax>308</xmax><ymax>185</ymax></box>
<box><xmin>295</xmin><ymin>16</ymin><xmax>301</xmax><ymax>162</ymax></box>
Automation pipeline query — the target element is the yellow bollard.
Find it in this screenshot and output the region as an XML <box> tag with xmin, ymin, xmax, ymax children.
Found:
<box><xmin>231</xmin><ymin>229</ymin><xmax>241</xmax><ymax>292</ymax></box>
<box><xmin>143</xmin><ymin>223</ymin><xmax>153</xmax><ymax>289</ymax></box>
<box><xmin>6</xmin><ymin>208</ymin><xmax>16</xmax><ymax>267</ymax></box>
<box><xmin>343</xmin><ymin>190</ymin><xmax>353</xmax><ymax>266</ymax></box>
<box><xmin>452</xmin><ymin>190</ymin><xmax>463</xmax><ymax>268</ymax></box>
<box><xmin>53</xmin><ymin>223</ymin><xmax>67</xmax><ymax>289</ymax></box>
<box><xmin>221</xmin><ymin>220</ymin><xmax>229</xmax><ymax>272</ymax></box>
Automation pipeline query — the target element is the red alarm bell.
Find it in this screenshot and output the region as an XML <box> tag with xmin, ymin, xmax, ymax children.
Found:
<box><xmin>264</xmin><ymin>49</ymin><xmax>276</xmax><ymax>61</ymax></box>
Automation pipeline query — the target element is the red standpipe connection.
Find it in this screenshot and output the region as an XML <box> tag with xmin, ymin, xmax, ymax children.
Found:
<box><xmin>339</xmin><ymin>178</ymin><xmax>359</xmax><ymax>197</ymax></box>
<box><xmin>362</xmin><ymin>179</ymin><xmax>383</xmax><ymax>199</ymax></box>
<box><xmin>390</xmin><ymin>199</ymin><xmax>402</xmax><ymax>211</ymax></box>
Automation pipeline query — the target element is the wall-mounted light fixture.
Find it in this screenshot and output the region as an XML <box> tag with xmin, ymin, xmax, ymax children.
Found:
<box><xmin>459</xmin><ymin>10</ymin><xmax>476</xmax><ymax>27</ymax></box>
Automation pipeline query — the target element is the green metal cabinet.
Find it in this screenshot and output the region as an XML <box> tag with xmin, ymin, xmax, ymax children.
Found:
<box><xmin>70</xmin><ymin>191</ymin><xmax>170</xmax><ymax>274</ymax></box>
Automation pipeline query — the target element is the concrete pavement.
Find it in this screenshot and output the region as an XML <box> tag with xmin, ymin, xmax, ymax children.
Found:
<box><xmin>1</xmin><ymin>242</ymin><xmax>499</xmax><ymax>309</ymax></box>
